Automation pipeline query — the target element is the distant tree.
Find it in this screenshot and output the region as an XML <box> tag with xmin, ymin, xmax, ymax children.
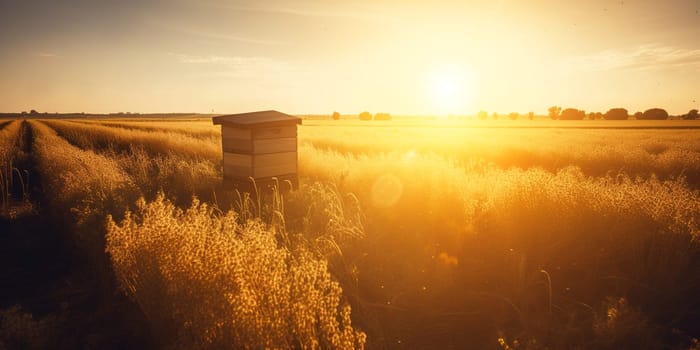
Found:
<box><xmin>492</xmin><ymin>112</ymin><xmax>499</xmax><ymax>120</ymax></box>
<box><xmin>633</xmin><ymin>111</ymin><xmax>643</xmax><ymax>119</ymax></box>
<box><xmin>508</xmin><ymin>112</ymin><xmax>519</xmax><ymax>120</ymax></box>
<box><xmin>559</xmin><ymin>108</ymin><xmax>586</xmax><ymax>120</ymax></box>
<box><xmin>528</xmin><ymin>112</ymin><xmax>534</xmax><ymax>120</ymax></box>
<box><xmin>477</xmin><ymin>110</ymin><xmax>488</xmax><ymax>120</ymax></box>
<box><xmin>587</xmin><ymin>112</ymin><xmax>605</xmax><ymax>120</ymax></box>
<box><xmin>682</xmin><ymin>109</ymin><xmax>698</xmax><ymax>120</ymax></box>
<box><xmin>548</xmin><ymin>106</ymin><xmax>561</xmax><ymax>120</ymax></box>
<box><xmin>332</xmin><ymin>111</ymin><xmax>341</xmax><ymax>120</ymax></box>
<box><xmin>30</xmin><ymin>109</ymin><xmax>38</xmax><ymax>115</ymax></box>
<box><xmin>604</xmin><ymin>108</ymin><xmax>628</xmax><ymax>120</ymax></box>
<box><xmin>21</xmin><ymin>111</ymin><xmax>27</xmax><ymax>115</ymax></box>
<box><xmin>374</xmin><ymin>112</ymin><xmax>391</xmax><ymax>121</ymax></box>
<box><xmin>639</xmin><ymin>108</ymin><xmax>669</xmax><ymax>120</ymax></box>
<box><xmin>359</xmin><ymin>111</ymin><xmax>372</xmax><ymax>121</ymax></box>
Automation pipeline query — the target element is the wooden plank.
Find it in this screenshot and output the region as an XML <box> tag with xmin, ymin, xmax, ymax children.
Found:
<box><xmin>224</xmin><ymin>152</ymin><xmax>297</xmax><ymax>168</ymax></box>
<box><xmin>223</xmin><ymin>152</ymin><xmax>252</xmax><ymax>168</ymax></box>
<box><xmin>224</xmin><ymin>164</ymin><xmax>253</xmax><ymax>178</ymax></box>
<box><xmin>223</xmin><ymin>138</ymin><xmax>297</xmax><ymax>154</ymax></box>
<box><xmin>223</xmin><ymin>151</ymin><xmax>297</xmax><ymax>179</ymax></box>
<box><xmin>252</xmin><ymin>126</ymin><xmax>296</xmax><ymax>140</ymax></box>
<box><xmin>252</xmin><ymin>138</ymin><xmax>297</xmax><ymax>154</ymax></box>
<box><xmin>222</xmin><ymin>126</ymin><xmax>252</xmax><ymax>140</ymax></box>
<box><xmin>253</xmin><ymin>152</ymin><xmax>297</xmax><ymax>168</ymax></box>
<box><xmin>222</xmin><ymin>137</ymin><xmax>253</xmax><ymax>153</ymax></box>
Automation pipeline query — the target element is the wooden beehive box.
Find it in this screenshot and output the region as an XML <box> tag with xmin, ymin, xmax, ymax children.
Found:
<box><xmin>213</xmin><ymin>110</ymin><xmax>301</xmax><ymax>192</ymax></box>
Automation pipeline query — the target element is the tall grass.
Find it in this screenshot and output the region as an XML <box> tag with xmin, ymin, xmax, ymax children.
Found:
<box><xmin>458</xmin><ymin>168</ymin><xmax>699</xmax><ymax>348</ymax></box>
<box><xmin>298</xmin><ymin>143</ymin><xmax>700</xmax><ymax>348</ymax></box>
<box><xmin>29</xmin><ymin>121</ymin><xmax>138</xmax><ymax>254</ymax></box>
<box><xmin>26</xmin><ymin>118</ymin><xmax>700</xmax><ymax>348</ymax></box>
<box><xmin>43</xmin><ymin>120</ymin><xmax>222</xmax><ymax>205</ymax></box>
<box><xmin>0</xmin><ymin>305</ymin><xmax>57</xmax><ymax>350</ymax></box>
<box><xmin>0</xmin><ymin>121</ymin><xmax>24</xmax><ymax>213</ymax></box>
<box><xmin>29</xmin><ymin>120</ymin><xmax>366</xmax><ymax>348</ymax></box>
<box><xmin>300</xmin><ymin>125</ymin><xmax>700</xmax><ymax>185</ymax></box>
<box><xmin>0</xmin><ymin>120</ymin><xmax>21</xmax><ymax>161</ymax></box>
<box><xmin>106</xmin><ymin>193</ymin><xmax>367</xmax><ymax>349</ymax></box>
<box><xmin>105</xmin><ymin>146</ymin><xmax>221</xmax><ymax>206</ymax></box>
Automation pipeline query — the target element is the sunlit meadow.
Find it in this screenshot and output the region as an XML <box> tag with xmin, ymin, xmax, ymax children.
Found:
<box><xmin>2</xmin><ymin>117</ymin><xmax>698</xmax><ymax>349</ymax></box>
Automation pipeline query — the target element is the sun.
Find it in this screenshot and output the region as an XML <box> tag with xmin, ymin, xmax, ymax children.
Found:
<box><xmin>426</xmin><ymin>64</ymin><xmax>476</xmax><ymax>116</ymax></box>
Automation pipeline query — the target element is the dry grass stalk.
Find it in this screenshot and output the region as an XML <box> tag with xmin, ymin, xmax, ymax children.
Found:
<box><xmin>106</xmin><ymin>194</ymin><xmax>367</xmax><ymax>349</ymax></box>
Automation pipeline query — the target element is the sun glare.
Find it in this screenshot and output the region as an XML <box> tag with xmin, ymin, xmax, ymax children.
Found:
<box><xmin>427</xmin><ymin>64</ymin><xmax>476</xmax><ymax>116</ymax></box>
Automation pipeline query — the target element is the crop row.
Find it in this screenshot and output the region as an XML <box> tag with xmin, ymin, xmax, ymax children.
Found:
<box><xmin>0</xmin><ymin>120</ymin><xmax>21</xmax><ymax>161</ymax></box>
<box><xmin>0</xmin><ymin>120</ymin><xmax>23</xmax><ymax>212</ymax></box>
<box><xmin>70</xmin><ymin>119</ymin><xmax>220</xmax><ymax>141</ymax></box>
<box><xmin>43</xmin><ymin>119</ymin><xmax>222</xmax><ymax>204</ymax></box>
<box><xmin>43</xmin><ymin>119</ymin><xmax>219</xmax><ymax>161</ymax></box>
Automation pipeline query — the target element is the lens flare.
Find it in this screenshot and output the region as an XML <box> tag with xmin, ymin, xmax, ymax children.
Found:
<box><xmin>371</xmin><ymin>174</ymin><xmax>403</xmax><ymax>208</ymax></box>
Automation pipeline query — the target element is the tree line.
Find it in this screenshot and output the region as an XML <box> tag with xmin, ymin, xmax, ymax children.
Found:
<box><xmin>332</xmin><ymin>111</ymin><xmax>392</xmax><ymax>121</ymax></box>
<box><xmin>478</xmin><ymin>107</ymin><xmax>698</xmax><ymax>120</ymax></box>
<box><xmin>547</xmin><ymin>107</ymin><xmax>698</xmax><ymax>120</ymax></box>
<box><xmin>333</xmin><ymin>108</ymin><xmax>698</xmax><ymax>121</ymax></box>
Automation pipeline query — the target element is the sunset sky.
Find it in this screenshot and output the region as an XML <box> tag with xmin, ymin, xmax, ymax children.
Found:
<box><xmin>0</xmin><ymin>0</ymin><xmax>698</xmax><ymax>115</ymax></box>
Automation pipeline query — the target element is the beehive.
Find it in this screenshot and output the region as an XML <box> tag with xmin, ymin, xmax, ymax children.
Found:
<box><xmin>213</xmin><ymin>110</ymin><xmax>301</xmax><ymax>191</ymax></box>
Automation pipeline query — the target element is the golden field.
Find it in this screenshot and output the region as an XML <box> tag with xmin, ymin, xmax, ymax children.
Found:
<box><xmin>1</xmin><ymin>117</ymin><xmax>700</xmax><ymax>349</ymax></box>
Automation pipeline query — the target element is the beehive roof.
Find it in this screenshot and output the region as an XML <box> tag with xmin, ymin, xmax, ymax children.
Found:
<box><xmin>212</xmin><ymin>110</ymin><xmax>301</xmax><ymax>127</ymax></box>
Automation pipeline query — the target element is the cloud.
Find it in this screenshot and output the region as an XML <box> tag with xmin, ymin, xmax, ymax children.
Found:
<box><xmin>172</xmin><ymin>54</ymin><xmax>264</xmax><ymax>64</ymax></box>
<box><xmin>36</xmin><ymin>52</ymin><xmax>59</xmax><ymax>58</ymax></box>
<box><xmin>570</xmin><ymin>44</ymin><xmax>700</xmax><ymax>72</ymax></box>
<box><xmin>177</xmin><ymin>27</ymin><xmax>289</xmax><ymax>46</ymax></box>
<box><xmin>252</xmin><ymin>7</ymin><xmax>384</xmax><ymax>21</ymax></box>
<box><xmin>170</xmin><ymin>53</ymin><xmax>275</xmax><ymax>66</ymax></box>
<box><xmin>170</xmin><ymin>53</ymin><xmax>292</xmax><ymax>78</ymax></box>
<box><xmin>222</xmin><ymin>3</ymin><xmax>388</xmax><ymax>23</ymax></box>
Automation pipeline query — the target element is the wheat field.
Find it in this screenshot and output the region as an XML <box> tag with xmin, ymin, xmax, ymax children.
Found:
<box><xmin>1</xmin><ymin>117</ymin><xmax>699</xmax><ymax>349</ymax></box>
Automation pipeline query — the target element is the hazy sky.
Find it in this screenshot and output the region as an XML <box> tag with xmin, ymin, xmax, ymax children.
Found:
<box><xmin>0</xmin><ymin>0</ymin><xmax>698</xmax><ymax>115</ymax></box>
